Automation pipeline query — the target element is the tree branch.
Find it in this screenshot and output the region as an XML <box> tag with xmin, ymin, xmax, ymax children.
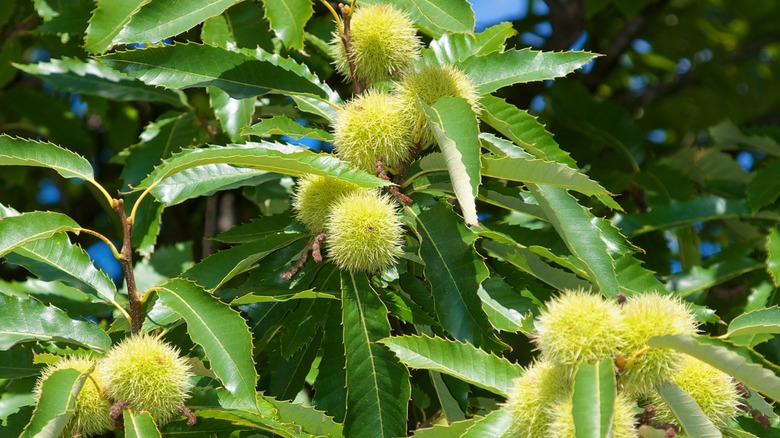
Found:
<box><xmin>114</xmin><ymin>199</ymin><xmax>142</xmax><ymax>334</ymax></box>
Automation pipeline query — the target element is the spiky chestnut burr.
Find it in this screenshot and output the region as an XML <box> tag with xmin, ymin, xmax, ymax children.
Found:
<box><xmin>35</xmin><ymin>357</ymin><xmax>113</xmax><ymax>437</ymax></box>
<box><xmin>546</xmin><ymin>392</ymin><xmax>638</xmax><ymax>438</ymax></box>
<box><xmin>291</xmin><ymin>174</ymin><xmax>360</xmax><ymax>233</ymax></box>
<box><xmin>96</xmin><ymin>334</ymin><xmax>193</xmax><ymax>426</ymax></box>
<box><xmin>619</xmin><ymin>293</ymin><xmax>698</xmax><ymax>397</ymax></box>
<box><xmin>333</xmin><ymin>90</ymin><xmax>416</xmax><ymax>173</ymax></box>
<box><xmin>533</xmin><ymin>289</ymin><xmax>626</xmax><ymax>369</ymax></box>
<box><xmin>325</xmin><ymin>189</ymin><xmax>404</xmax><ymax>272</ymax></box>
<box><xmin>331</xmin><ymin>3</ymin><xmax>421</xmax><ymax>84</ymax></box>
<box><xmin>505</xmin><ymin>361</ymin><xmax>572</xmax><ymax>438</ymax></box>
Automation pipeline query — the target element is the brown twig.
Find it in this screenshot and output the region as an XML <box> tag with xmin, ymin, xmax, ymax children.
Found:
<box><xmin>110</xmin><ymin>400</ymin><xmax>128</xmax><ymax>424</ymax></box>
<box><xmin>114</xmin><ymin>199</ymin><xmax>142</xmax><ymax>334</ymax></box>
<box><xmin>339</xmin><ymin>3</ymin><xmax>365</xmax><ymax>95</ymax></box>
<box><xmin>180</xmin><ymin>404</ymin><xmax>197</xmax><ymax>426</ymax></box>
<box><xmin>282</xmin><ymin>233</ymin><xmax>328</xmax><ymax>280</ymax></box>
<box><xmin>376</xmin><ymin>159</ymin><xmax>413</xmax><ymax>205</ymax></box>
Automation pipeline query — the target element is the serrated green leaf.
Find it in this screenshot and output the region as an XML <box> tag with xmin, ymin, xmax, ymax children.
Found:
<box><xmin>154</xmin><ymin>279</ymin><xmax>258</xmax><ymax>410</ymax></box>
<box><xmin>213</xmin><ymin>212</ymin><xmax>298</xmax><ymax>244</ymax></box>
<box><xmin>710</xmin><ymin>120</ymin><xmax>780</xmax><ymax>158</ymax></box>
<box><xmin>151</xmin><ymin>164</ymin><xmax>275</xmax><ymax>206</ymax></box>
<box><xmin>209</xmin><ymin>87</ymin><xmax>255</xmax><ymax>143</ymax></box>
<box><xmin>85</xmin><ymin>0</ymin><xmax>150</xmax><ymax>54</ymax></box>
<box><xmin>480</xmin><ymin>238</ymin><xmax>591</xmax><ymax>291</ymax></box>
<box><xmin>262</xmin><ymin>396</ymin><xmax>343</xmax><ymax>437</ymax></box>
<box><xmin>726</xmin><ymin>307</ymin><xmax>780</xmax><ymax>339</ymax></box>
<box><xmin>135</xmin><ymin>143</ymin><xmax>390</xmax><ymax>196</ymax></box>
<box><xmin>614</xmin><ymin>196</ymin><xmax>750</xmax><ymax>237</ymax></box>
<box><xmin>123</xmin><ymin>409</ymin><xmax>161</xmax><ymax>438</ymax></box>
<box><xmin>260</xmin><ymin>0</ymin><xmax>312</xmax><ymax>51</ymax></box>
<box><xmin>409</xmin><ymin>199</ymin><xmax>505</xmax><ymax>350</ymax></box>
<box><xmin>312</xmin><ymin>309</ymin><xmax>347</xmax><ymax>422</ymax></box>
<box><xmin>478</xmin><ymin>276</ymin><xmax>535</xmax><ymax>333</ymax></box>
<box><xmin>379</xmin><ymin>335</ymin><xmax>522</xmax><ymax>397</ymax></box>
<box><xmin>113</xmin><ymin>0</ymin><xmax>237</xmax><ymax>46</ymax></box>
<box><xmin>341</xmin><ymin>272</ymin><xmax>409</xmax><ymax>438</ymax></box>
<box><xmin>422</xmin><ymin>22</ymin><xmax>516</xmax><ymax>65</ymax></box>
<box><xmin>0</xmin><ymin>211</ymin><xmax>82</xmax><ymax>258</ymax></box>
<box><xmin>0</xmin><ymin>346</ymin><xmax>44</xmax><ymax>378</ymax></box>
<box><xmin>667</xmin><ymin>258</ymin><xmax>762</xmax><ymax>297</ymax></box>
<box><xmin>767</xmin><ymin>228</ymin><xmax>780</xmax><ymax>287</ymax></box>
<box><xmin>182</xmin><ymin>233</ymin><xmax>306</xmax><ymax>291</ymax></box>
<box><xmin>99</xmin><ymin>43</ymin><xmax>327</xmax><ymax>99</ymax></box>
<box><xmin>410</xmin><ymin>417</ymin><xmax>479</xmax><ymax>437</ymax></box>
<box><xmin>0</xmin><ymin>135</ymin><xmax>95</xmax><ymax>181</ymax></box>
<box><xmin>457</xmin><ymin>49</ymin><xmax>597</xmax><ymax>94</ymax></box>
<box><xmin>528</xmin><ymin>184</ymin><xmax>621</xmax><ymax>297</ymax></box>
<box><xmin>647</xmin><ymin>335</ymin><xmax>780</xmax><ymax>402</ymax></box>
<box><xmin>362</xmin><ymin>0</ymin><xmax>475</xmax><ymax>36</ymax></box>
<box><xmin>656</xmin><ymin>382</ymin><xmax>721</xmax><ymax>438</ymax></box>
<box><xmin>0</xmin><ymin>294</ymin><xmax>111</xmax><ymax>351</ymax></box>
<box><xmin>479</xmin><ymin>94</ymin><xmax>577</xmax><ymax>167</ymax></box>
<box><xmin>572</xmin><ymin>359</ymin><xmax>616</xmax><ymax>438</ymax></box>
<box><xmin>422</xmin><ymin>97</ymin><xmax>481</xmax><ymax>225</ymax></box>
<box><xmin>482</xmin><ymin>155</ymin><xmax>613</xmax><ymax>199</ymax></box>
<box><xmin>242</xmin><ymin>115</ymin><xmax>333</xmax><ymax>142</ymax></box>
<box><xmin>747</xmin><ymin>159</ymin><xmax>780</xmax><ymax>211</ymax></box>
<box><xmin>20</xmin><ymin>368</ymin><xmax>85</xmax><ymax>438</ymax></box>
<box><xmin>202</xmin><ymin>2</ymin><xmax>274</xmax><ymax>51</ymax></box>
<box><xmin>14</xmin><ymin>58</ymin><xmax>185</xmax><ymax>106</ymax></box>
<box><xmin>230</xmin><ymin>290</ymin><xmax>337</xmax><ymax>305</ymax></box>
<box><xmin>460</xmin><ymin>408</ymin><xmax>515</xmax><ymax>437</ymax></box>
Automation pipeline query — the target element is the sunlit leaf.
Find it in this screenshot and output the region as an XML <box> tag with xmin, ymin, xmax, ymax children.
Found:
<box><xmin>341</xmin><ymin>272</ymin><xmax>409</xmax><ymax>438</ymax></box>
<box><xmin>84</xmin><ymin>0</ymin><xmax>150</xmax><ymax>54</ymax></box>
<box><xmin>656</xmin><ymin>382</ymin><xmax>721</xmax><ymax>438</ymax></box>
<box><xmin>379</xmin><ymin>335</ymin><xmax>522</xmax><ymax>397</ymax></box>
<box><xmin>572</xmin><ymin>359</ymin><xmax>615</xmax><ymax>438</ymax></box>
<box><xmin>242</xmin><ymin>115</ymin><xmax>333</xmax><ymax>142</ymax></box>
<box><xmin>260</xmin><ymin>0</ymin><xmax>312</xmax><ymax>51</ymax></box>
<box><xmin>422</xmin><ymin>22</ymin><xmax>516</xmax><ymax>65</ymax></box>
<box><xmin>362</xmin><ymin>0</ymin><xmax>475</xmax><ymax>36</ymax></box>
<box><xmin>726</xmin><ymin>307</ymin><xmax>780</xmax><ymax>339</ymax></box>
<box><xmin>209</xmin><ymin>87</ymin><xmax>255</xmax><ymax>142</ymax></box>
<box><xmin>123</xmin><ymin>409</ymin><xmax>161</xmax><ymax>438</ymax></box>
<box><xmin>20</xmin><ymin>367</ymin><xmax>85</xmax><ymax>438</ymax></box>
<box><xmin>460</xmin><ymin>408</ymin><xmax>515</xmax><ymax>437</ymax></box>
<box><xmin>0</xmin><ymin>135</ymin><xmax>95</xmax><ymax>182</ymax></box>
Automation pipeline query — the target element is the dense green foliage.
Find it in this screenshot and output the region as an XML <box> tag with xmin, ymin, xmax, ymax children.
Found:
<box><xmin>1</xmin><ymin>0</ymin><xmax>779</xmax><ymax>437</ymax></box>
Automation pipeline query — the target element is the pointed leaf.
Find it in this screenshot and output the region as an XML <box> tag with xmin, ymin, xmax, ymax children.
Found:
<box><xmin>482</xmin><ymin>155</ymin><xmax>612</xmax><ymax>199</ymax></box>
<box><xmin>84</xmin><ymin>0</ymin><xmax>150</xmax><ymax>54</ymax></box>
<box><xmin>113</xmin><ymin>0</ymin><xmax>237</xmax><ymax>46</ymax></box>
<box><xmin>747</xmin><ymin>159</ymin><xmax>780</xmax><ymax>211</ymax></box>
<box><xmin>341</xmin><ymin>272</ymin><xmax>409</xmax><ymax>438</ymax></box>
<box><xmin>409</xmin><ymin>199</ymin><xmax>504</xmax><ymax>350</ymax></box>
<box><xmin>312</xmin><ymin>309</ymin><xmax>347</xmax><ymax>422</ymax></box>
<box><xmin>135</xmin><ymin>143</ymin><xmax>390</xmax><ymax>195</ymax></box>
<box><xmin>13</xmin><ymin>58</ymin><xmax>184</xmax><ymax>106</ymax></box>
<box><xmin>422</xmin><ymin>97</ymin><xmax>481</xmax><ymax>225</ymax></box>
<box><xmin>726</xmin><ymin>307</ymin><xmax>780</xmax><ymax>339</ymax></box>
<box><xmin>409</xmin><ymin>418</ymin><xmax>478</xmax><ymax>437</ymax></box>
<box><xmin>460</xmin><ymin>408</ymin><xmax>515</xmax><ymax>437</ymax></box>
<box><xmin>480</xmin><ymin>238</ymin><xmax>591</xmax><ymax>291</ymax></box>
<box><xmin>123</xmin><ymin>409</ymin><xmax>161</xmax><ymax>438</ymax></box>
<box><xmin>262</xmin><ymin>396</ymin><xmax>343</xmax><ymax>437</ymax></box>
<box><xmin>656</xmin><ymin>382</ymin><xmax>721</xmax><ymax>438</ymax></box>
<box><xmin>667</xmin><ymin>257</ymin><xmax>762</xmax><ymax>298</ymax></box>
<box><xmin>613</xmin><ymin>196</ymin><xmax>749</xmax><ymax>237</ymax></box>
<box><xmin>479</xmin><ymin>94</ymin><xmax>577</xmax><ymax>167</ymax></box>
<box><xmin>0</xmin><ymin>294</ymin><xmax>111</xmax><ymax>351</ymax></box>
<box><xmin>767</xmin><ymin>228</ymin><xmax>780</xmax><ymax>286</ymax></box>
<box><xmin>572</xmin><ymin>359</ymin><xmax>616</xmax><ymax>438</ymax></box>
<box><xmin>151</xmin><ymin>164</ymin><xmax>275</xmax><ymax>206</ymax></box>
<box><xmin>647</xmin><ymin>335</ymin><xmax>780</xmax><ymax>402</ymax></box>
<box><xmin>99</xmin><ymin>43</ymin><xmax>327</xmax><ymax>99</ymax></box>
<box><xmin>154</xmin><ymin>279</ymin><xmax>258</xmax><ymax>409</ymax></box>
<box><xmin>0</xmin><ymin>211</ymin><xmax>82</xmax><ymax>258</ymax></box>
<box><xmin>208</xmin><ymin>87</ymin><xmax>255</xmax><ymax>142</ymax></box>
<box><xmin>0</xmin><ymin>135</ymin><xmax>95</xmax><ymax>181</ymax></box>
<box><xmin>528</xmin><ymin>184</ymin><xmax>621</xmax><ymax>297</ymax></box>
<box><xmin>456</xmin><ymin>49</ymin><xmax>598</xmax><ymax>94</ymax></box>
<box><xmin>242</xmin><ymin>115</ymin><xmax>333</xmax><ymax>142</ymax></box>
<box><xmin>260</xmin><ymin>0</ymin><xmax>312</xmax><ymax>51</ymax></box>
<box><xmin>379</xmin><ymin>335</ymin><xmax>522</xmax><ymax>397</ymax></box>
<box><xmin>478</xmin><ymin>276</ymin><xmax>535</xmax><ymax>333</ymax></box>
<box><xmin>20</xmin><ymin>368</ymin><xmax>85</xmax><ymax>438</ymax></box>
<box><xmin>362</xmin><ymin>0</ymin><xmax>475</xmax><ymax>36</ymax></box>
<box><xmin>422</xmin><ymin>22</ymin><xmax>516</xmax><ymax>65</ymax></box>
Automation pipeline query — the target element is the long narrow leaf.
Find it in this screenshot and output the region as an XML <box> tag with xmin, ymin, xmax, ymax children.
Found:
<box><xmin>0</xmin><ymin>211</ymin><xmax>82</xmax><ymax>258</ymax></box>
<box><xmin>726</xmin><ymin>307</ymin><xmax>780</xmax><ymax>339</ymax></box>
<box><xmin>656</xmin><ymin>382</ymin><xmax>721</xmax><ymax>438</ymax></box>
<box><xmin>647</xmin><ymin>335</ymin><xmax>780</xmax><ymax>402</ymax></box>
<box><xmin>20</xmin><ymin>368</ymin><xmax>85</xmax><ymax>438</ymax></box>
<box><xmin>422</xmin><ymin>22</ymin><xmax>516</xmax><ymax>65</ymax></box>
<box><xmin>123</xmin><ymin>409</ymin><xmax>162</xmax><ymax>438</ymax></box>
<box><xmin>408</xmin><ymin>199</ymin><xmax>505</xmax><ymax>350</ymax></box>
<box><xmin>0</xmin><ymin>294</ymin><xmax>111</xmax><ymax>351</ymax></box>
<box><xmin>379</xmin><ymin>335</ymin><xmax>522</xmax><ymax>397</ymax></box>
<box><xmin>422</xmin><ymin>97</ymin><xmax>481</xmax><ymax>225</ymax></box>
<box><xmin>99</xmin><ymin>43</ymin><xmax>327</xmax><ymax>100</ymax></box>
<box><xmin>341</xmin><ymin>272</ymin><xmax>409</xmax><ymax>438</ymax></box>
<box><xmin>0</xmin><ymin>135</ymin><xmax>95</xmax><ymax>181</ymax></box>
<box><xmin>84</xmin><ymin>0</ymin><xmax>150</xmax><ymax>54</ymax></box>
<box><xmin>572</xmin><ymin>360</ymin><xmax>616</xmax><ymax>438</ymax></box>
<box><xmin>362</xmin><ymin>0</ymin><xmax>474</xmax><ymax>36</ymax></box>
<box><xmin>154</xmin><ymin>279</ymin><xmax>258</xmax><ymax>410</ymax></box>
